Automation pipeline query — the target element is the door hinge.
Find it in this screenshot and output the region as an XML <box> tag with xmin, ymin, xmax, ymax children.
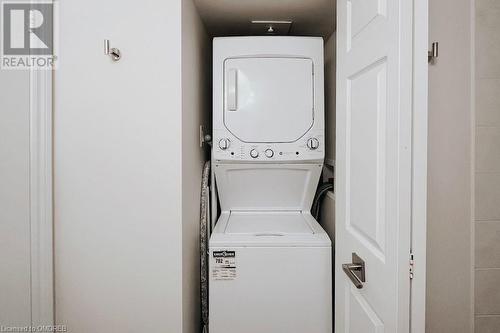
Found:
<box><xmin>409</xmin><ymin>252</ymin><xmax>415</xmax><ymax>280</ymax></box>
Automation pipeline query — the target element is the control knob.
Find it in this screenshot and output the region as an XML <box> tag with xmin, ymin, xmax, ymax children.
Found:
<box><xmin>265</xmin><ymin>149</ymin><xmax>274</xmax><ymax>158</ymax></box>
<box><xmin>250</xmin><ymin>149</ymin><xmax>259</xmax><ymax>158</ymax></box>
<box><xmin>218</xmin><ymin>138</ymin><xmax>230</xmax><ymax>150</ymax></box>
<box><xmin>307</xmin><ymin>138</ymin><xmax>320</xmax><ymax>150</ymax></box>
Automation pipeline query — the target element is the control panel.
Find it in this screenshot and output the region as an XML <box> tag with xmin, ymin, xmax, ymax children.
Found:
<box><xmin>213</xmin><ymin>130</ymin><xmax>324</xmax><ymax>162</ymax></box>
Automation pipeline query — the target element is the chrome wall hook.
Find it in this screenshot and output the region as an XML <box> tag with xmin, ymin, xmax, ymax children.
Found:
<box><xmin>428</xmin><ymin>42</ymin><xmax>438</xmax><ymax>63</ymax></box>
<box><xmin>104</xmin><ymin>39</ymin><xmax>121</xmax><ymax>62</ymax></box>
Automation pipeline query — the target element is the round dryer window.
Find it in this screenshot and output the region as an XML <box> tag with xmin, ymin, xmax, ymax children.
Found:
<box><xmin>223</xmin><ymin>57</ymin><xmax>314</xmax><ymax>143</ymax></box>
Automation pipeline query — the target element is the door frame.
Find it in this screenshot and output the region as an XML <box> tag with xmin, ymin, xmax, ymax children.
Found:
<box><xmin>29</xmin><ymin>23</ymin><xmax>54</xmax><ymax>326</ymax></box>
<box><xmin>410</xmin><ymin>0</ymin><xmax>428</xmax><ymax>332</ymax></box>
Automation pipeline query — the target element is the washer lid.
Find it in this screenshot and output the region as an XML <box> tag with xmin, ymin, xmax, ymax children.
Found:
<box><xmin>214</xmin><ymin>163</ymin><xmax>322</xmax><ymax>211</ymax></box>
<box><xmin>210</xmin><ymin>211</ymin><xmax>331</xmax><ymax>247</ymax></box>
<box><xmin>226</xmin><ymin>211</ymin><xmax>314</xmax><ymax>235</ymax></box>
<box><xmin>223</xmin><ymin>57</ymin><xmax>314</xmax><ymax>143</ymax></box>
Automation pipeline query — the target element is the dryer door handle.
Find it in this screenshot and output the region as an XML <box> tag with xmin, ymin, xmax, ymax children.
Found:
<box><xmin>227</xmin><ymin>68</ymin><xmax>238</xmax><ymax>111</ymax></box>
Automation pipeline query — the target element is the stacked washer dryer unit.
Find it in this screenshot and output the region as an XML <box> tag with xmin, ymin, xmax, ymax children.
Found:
<box><xmin>209</xmin><ymin>37</ymin><xmax>332</xmax><ymax>333</ymax></box>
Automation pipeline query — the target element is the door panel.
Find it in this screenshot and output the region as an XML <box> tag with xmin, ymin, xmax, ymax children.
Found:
<box><xmin>346</xmin><ymin>283</ymin><xmax>384</xmax><ymax>333</ymax></box>
<box><xmin>336</xmin><ymin>0</ymin><xmax>415</xmax><ymax>332</ymax></box>
<box><xmin>224</xmin><ymin>57</ymin><xmax>314</xmax><ymax>143</ymax></box>
<box><xmin>349</xmin><ymin>0</ymin><xmax>387</xmax><ymax>41</ymax></box>
<box><xmin>347</xmin><ymin>58</ymin><xmax>387</xmax><ymax>260</ymax></box>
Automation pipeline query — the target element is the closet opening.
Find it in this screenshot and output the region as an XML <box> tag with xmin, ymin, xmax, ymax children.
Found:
<box><xmin>191</xmin><ymin>1</ymin><xmax>337</xmax><ymax>332</ymax></box>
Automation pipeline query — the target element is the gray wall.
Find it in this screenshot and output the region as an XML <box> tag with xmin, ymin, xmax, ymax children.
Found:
<box><xmin>324</xmin><ymin>32</ymin><xmax>336</xmax><ymax>168</ymax></box>
<box><xmin>427</xmin><ymin>0</ymin><xmax>474</xmax><ymax>332</ymax></box>
<box><xmin>323</xmin><ymin>33</ymin><xmax>335</xmax><ymax>234</ymax></box>
<box><xmin>181</xmin><ymin>0</ymin><xmax>211</xmax><ymax>332</ymax></box>
<box><xmin>474</xmin><ymin>0</ymin><xmax>500</xmax><ymax>331</ymax></box>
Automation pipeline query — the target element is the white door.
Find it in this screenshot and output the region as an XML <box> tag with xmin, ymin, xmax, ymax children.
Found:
<box><xmin>335</xmin><ymin>0</ymin><xmax>425</xmax><ymax>332</ymax></box>
<box><xmin>224</xmin><ymin>57</ymin><xmax>314</xmax><ymax>143</ymax></box>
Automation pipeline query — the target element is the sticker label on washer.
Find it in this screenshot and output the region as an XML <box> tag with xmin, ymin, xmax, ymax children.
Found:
<box><xmin>212</xmin><ymin>250</ymin><xmax>236</xmax><ymax>280</ymax></box>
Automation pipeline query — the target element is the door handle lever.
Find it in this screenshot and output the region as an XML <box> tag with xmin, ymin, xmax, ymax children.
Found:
<box><xmin>342</xmin><ymin>253</ymin><xmax>366</xmax><ymax>289</ymax></box>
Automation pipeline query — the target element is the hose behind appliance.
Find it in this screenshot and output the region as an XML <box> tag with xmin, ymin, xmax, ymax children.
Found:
<box><xmin>312</xmin><ymin>181</ymin><xmax>334</xmax><ymax>221</ymax></box>
<box><xmin>200</xmin><ymin>161</ymin><xmax>211</xmax><ymax>333</ymax></box>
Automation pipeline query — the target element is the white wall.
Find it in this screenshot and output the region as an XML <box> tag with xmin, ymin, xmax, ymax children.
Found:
<box><xmin>427</xmin><ymin>0</ymin><xmax>474</xmax><ymax>331</ymax></box>
<box><xmin>0</xmin><ymin>70</ymin><xmax>31</xmax><ymax>326</ymax></box>
<box><xmin>54</xmin><ymin>0</ymin><xmax>184</xmax><ymax>332</ymax></box>
<box><xmin>181</xmin><ymin>0</ymin><xmax>211</xmax><ymax>332</ymax></box>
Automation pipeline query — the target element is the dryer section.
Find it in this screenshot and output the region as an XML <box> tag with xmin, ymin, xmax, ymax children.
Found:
<box><xmin>223</xmin><ymin>57</ymin><xmax>314</xmax><ymax>143</ymax></box>
<box><xmin>213</xmin><ymin>37</ymin><xmax>324</xmax><ymax>163</ymax></box>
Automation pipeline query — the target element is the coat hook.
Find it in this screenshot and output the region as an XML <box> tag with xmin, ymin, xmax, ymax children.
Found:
<box><xmin>104</xmin><ymin>39</ymin><xmax>121</xmax><ymax>62</ymax></box>
<box><xmin>428</xmin><ymin>42</ymin><xmax>438</xmax><ymax>63</ymax></box>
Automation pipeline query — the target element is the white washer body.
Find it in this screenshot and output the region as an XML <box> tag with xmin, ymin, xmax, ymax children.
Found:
<box><xmin>210</xmin><ymin>37</ymin><xmax>331</xmax><ymax>333</ymax></box>
<box><xmin>209</xmin><ymin>212</ymin><xmax>332</xmax><ymax>333</ymax></box>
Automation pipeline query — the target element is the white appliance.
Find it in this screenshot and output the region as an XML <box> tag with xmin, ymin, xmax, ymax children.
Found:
<box><xmin>209</xmin><ymin>37</ymin><xmax>332</xmax><ymax>333</ymax></box>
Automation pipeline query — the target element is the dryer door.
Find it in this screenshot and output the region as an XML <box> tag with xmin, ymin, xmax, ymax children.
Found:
<box><xmin>224</xmin><ymin>57</ymin><xmax>314</xmax><ymax>143</ymax></box>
